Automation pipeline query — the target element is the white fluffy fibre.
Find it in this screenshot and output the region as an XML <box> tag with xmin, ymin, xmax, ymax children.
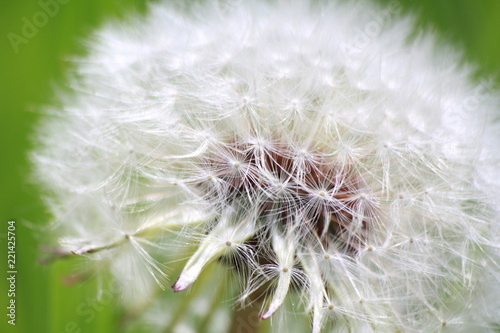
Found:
<box><xmin>33</xmin><ymin>0</ymin><xmax>500</xmax><ymax>332</ymax></box>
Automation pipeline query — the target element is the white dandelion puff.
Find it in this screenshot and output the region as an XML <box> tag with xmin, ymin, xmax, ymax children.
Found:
<box><xmin>33</xmin><ymin>0</ymin><xmax>500</xmax><ymax>332</ymax></box>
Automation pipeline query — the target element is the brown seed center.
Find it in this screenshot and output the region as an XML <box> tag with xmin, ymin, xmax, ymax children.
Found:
<box><xmin>197</xmin><ymin>141</ymin><xmax>376</xmax><ymax>253</ymax></box>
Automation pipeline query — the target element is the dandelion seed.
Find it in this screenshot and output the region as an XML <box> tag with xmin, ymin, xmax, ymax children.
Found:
<box><xmin>33</xmin><ymin>0</ymin><xmax>500</xmax><ymax>332</ymax></box>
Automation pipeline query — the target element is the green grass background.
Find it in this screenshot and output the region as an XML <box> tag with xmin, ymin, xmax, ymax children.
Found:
<box><xmin>0</xmin><ymin>1</ymin><xmax>499</xmax><ymax>332</ymax></box>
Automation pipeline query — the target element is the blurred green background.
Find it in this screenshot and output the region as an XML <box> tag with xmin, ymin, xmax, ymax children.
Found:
<box><xmin>0</xmin><ymin>1</ymin><xmax>499</xmax><ymax>333</ymax></box>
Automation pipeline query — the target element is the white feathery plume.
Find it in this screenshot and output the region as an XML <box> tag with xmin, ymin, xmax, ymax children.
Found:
<box><xmin>33</xmin><ymin>0</ymin><xmax>500</xmax><ymax>331</ymax></box>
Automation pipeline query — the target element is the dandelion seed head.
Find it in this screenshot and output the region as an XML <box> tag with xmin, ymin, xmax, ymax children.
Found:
<box><xmin>33</xmin><ymin>0</ymin><xmax>500</xmax><ymax>331</ymax></box>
